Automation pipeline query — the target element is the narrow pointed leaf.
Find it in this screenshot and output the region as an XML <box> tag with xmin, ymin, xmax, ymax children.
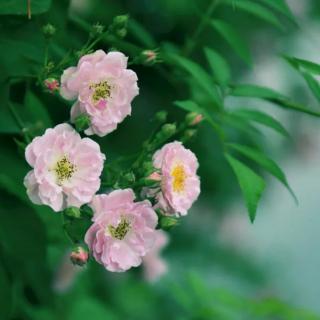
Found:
<box><xmin>225</xmin><ymin>0</ymin><xmax>284</xmax><ymax>30</ymax></box>
<box><xmin>260</xmin><ymin>0</ymin><xmax>296</xmax><ymax>22</ymax></box>
<box><xmin>128</xmin><ymin>19</ymin><xmax>157</xmax><ymax>48</ymax></box>
<box><xmin>225</xmin><ymin>153</ymin><xmax>265</xmax><ymax>222</ymax></box>
<box><xmin>231</xmin><ymin>84</ymin><xmax>320</xmax><ymax>117</ymax></box>
<box><xmin>231</xmin><ymin>109</ymin><xmax>289</xmax><ymax>137</ymax></box>
<box><xmin>169</xmin><ymin>54</ymin><xmax>221</xmax><ymax>106</ymax></box>
<box><xmin>302</xmin><ymin>72</ymin><xmax>320</xmax><ymax>103</ymax></box>
<box><xmin>204</xmin><ymin>47</ymin><xmax>231</xmax><ymax>86</ymax></box>
<box><xmin>282</xmin><ymin>55</ymin><xmax>320</xmax><ymax>75</ymax></box>
<box><xmin>227</xmin><ymin>143</ymin><xmax>297</xmax><ymax>203</ymax></box>
<box><xmin>210</xmin><ymin>20</ymin><xmax>251</xmax><ymax>65</ymax></box>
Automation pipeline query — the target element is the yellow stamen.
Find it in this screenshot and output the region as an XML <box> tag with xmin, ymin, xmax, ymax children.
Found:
<box><xmin>90</xmin><ymin>81</ymin><xmax>111</xmax><ymax>103</ymax></box>
<box><xmin>54</xmin><ymin>156</ymin><xmax>76</xmax><ymax>185</ymax></box>
<box><xmin>171</xmin><ymin>164</ymin><xmax>186</xmax><ymax>193</ymax></box>
<box><xmin>108</xmin><ymin>216</ymin><xmax>130</xmax><ymax>240</ymax></box>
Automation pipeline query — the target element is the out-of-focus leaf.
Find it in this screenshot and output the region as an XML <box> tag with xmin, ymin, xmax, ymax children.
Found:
<box><xmin>230</xmin><ymin>109</ymin><xmax>289</xmax><ymax>137</ymax></box>
<box><xmin>168</xmin><ymin>54</ymin><xmax>221</xmax><ymax>106</ymax></box>
<box><xmin>227</xmin><ymin>143</ymin><xmax>297</xmax><ymax>202</ymax></box>
<box><xmin>231</xmin><ymin>84</ymin><xmax>320</xmax><ymax>117</ymax></box>
<box><xmin>225</xmin><ymin>0</ymin><xmax>284</xmax><ymax>30</ymax></box>
<box><xmin>68</xmin><ymin>297</ymin><xmax>117</xmax><ymax>320</ymax></box>
<box><xmin>283</xmin><ymin>55</ymin><xmax>320</xmax><ymax>75</ymax></box>
<box><xmin>128</xmin><ymin>19</ymin><xmax>157</xmax><ymax>48</ymax></box>
<box><xmin>283</xmin><ymin>56</ymin><xmax>320</xmax><ymax>103</ymax></box>
<box><xmin>24</xmin><ymin>90</ymin><xmax>52</xmax><ymax>129</ymax></box>
<box><xmin>225</xmin><ymin>153</ymin><xmax>265</xmax><ymax>222</ymax></box>
<box><xmin>0</xmin><ymin>84</ymin><xmax>20</xmax><ymax>133</ymax></box>
<box><xmin>0</xmin><ymin>0</ymin><xmax>52</xmax><ymax>15</ymax></box>
<box><xmin>231</xmin><ymin>84</ymin><xmax>287</xmax><ymax>99</ymax></box>
<box><xmin>0</xmin><ymin>262</ymin><xmax>12</xmax><ymax>320</ymax></box>
<box><xmin>0</xmin><ymin>191</ymin><xmax>52</xmax><ymax>303</ymax></box>
<box><xmin>210</xmin><ymin>20</ymin><xmax>251</xmax><ymax>65</ymax></box>
<box><xmin>260</xmin><ymin>0</ymin><xmax>296</xmax><ymax>22</ymax></box>
<box><xmin>204</xmin><ymin>47</ymin><xmax>231</xmax><ymax>86</ymax></box>
<box><xmin>301</xmin><ymin>72</ymin><xmax>320</xmax><ymax>103</ymax></box>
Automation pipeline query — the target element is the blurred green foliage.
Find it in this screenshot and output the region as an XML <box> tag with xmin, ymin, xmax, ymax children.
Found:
<box><xmin>1</xmin><ymin>0</ymin><xmax>320</xmax><ymax>319</ymax></box>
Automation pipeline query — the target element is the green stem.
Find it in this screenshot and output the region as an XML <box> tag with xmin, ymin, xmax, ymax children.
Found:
<box><xmin>183</xmin><ymin>0</ymin><xmax>220</xmax><ymax>56</ymax></box>
<box><xmin>9</xmin><ymin>103</ymin><xmax>31</xmax><ymax>143</ymax></box>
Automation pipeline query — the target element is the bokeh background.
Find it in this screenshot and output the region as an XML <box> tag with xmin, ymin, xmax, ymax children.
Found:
<box><xmin>1</xmin><ymin>0</ymin><xmax>320</xmax><ymax>319</ymax></box>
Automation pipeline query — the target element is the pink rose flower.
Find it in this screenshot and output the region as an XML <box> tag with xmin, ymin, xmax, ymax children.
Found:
<box><xmin>152</xmin><ymin>141</ymin><xmax>200</xmax><ymax>216</ymax></box>
<box><xmin>85</xmin><ymin>189</ymin><xmax>158</xmax><ymax>272</ymax></box>
<box><xmin>143</xmin><ymin>230</ymin><xmax>169</xmax><ymax>282</ymax></box>
<box><xmin>24</xmin><ymin>123</ymin><xmax>105</xmax><ymax>212</ymax></box>
<box><xmin>60</xmin><ymin>50</ymin><xmax>139</xmax><ymax>137</ymax></box>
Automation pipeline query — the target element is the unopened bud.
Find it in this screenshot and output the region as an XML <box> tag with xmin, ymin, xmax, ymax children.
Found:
<box><xmin>148</xmin><ymin>172</ymin><xmax>162</xmax><ymax>181</ymax></box>
<box><xmin>123</xmin><ymin>172</ymin><xmax>135</xmax><ymax>183</ymax></box>
<box><xmin>186</xmin><ymin>112</ymin><xmax>203</xmax><ymax>126</ymax></box>
<box><xmin>116</xmin><ymin>28</ymin><xmax>127</xmax><ymax>38</ymax></box>
<box><xmin>154</xmin><ymin>123</ymin><xmax>176</xmax><ymax>142</ymax></box>
<box><xmin>159</xmin><ymin>216</ymin><xmax>179</xmax><ymax>230</ymax></box>
<box><xmin>113</xmin><ymin>15</ymin><xmax>129</xmax><ymax>28</ymax></box>
<box><xmin>74</xmin><ymin>114</ymin><xmax>91</xmax><ymax>132</ymax></box>
<box><xmin>70</xmin><ymin>247</ymin><xmax>88</xmax><ymax>266</ymax></box>
<box><xmin>64</xmin><ymin>207</ymin><xmax>81</xmax><ymax>219</ymax></box>
<box><xmin>91</xmin><ymin>22</ymin><xmax>105</xmax><ymax>36</ymax></box>
<box><xmin>44</xmin><ymin>78</ymin><xmax>59</xmax><ymax>93</ymax></box>
<box><xmin>141</xmin><ymin>49</ymin><xmax>159</xmax><ymax>65</ymax></box>
<box><xmin>155</xmin><ymin>111</ymin><xmax>167</xmax><ymax>123</ymax></box>
<box><xmin>161</xmin><ymin>123</ymin><xmax>176</xmax><ymax>136</ymax></box>
<box><xmin>184</xmin><ymin>129</ymin><xmax>197</xmax><ymax>139</ymax></box>
<box><xmin>42</xmin><ymin>23</ymin><xmax>56</xmax><ymax>38</ymax></box>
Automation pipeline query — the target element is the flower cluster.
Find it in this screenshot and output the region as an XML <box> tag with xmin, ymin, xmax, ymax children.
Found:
<box><xmin>24</xmin><ymin>49</ymin><xmax>201</xmax><ymax>277</ymax></box>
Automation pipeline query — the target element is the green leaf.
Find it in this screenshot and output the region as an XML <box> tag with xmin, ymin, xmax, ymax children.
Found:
<box><xmin>0</xmin><ymin>262</ymin><xmax>12</xmax><ymax>320</ymax></box>
<box><xmin>169</xmin><ymin>54</ymin><xmax>221</xmax><ymax>106</ymax></box>
<box><xmin>204</xmin><ymin>47</ymin><xmax>231</xmax><ymax>86</ymax></box>
<box><xmin>226</xmin><ymin>0</ymin><xmax>284</xmax><ymax>30</ymax></box>
<box><xmin>260</xmin><ymin>0</ymin><xmax>296</xmax><ymax>22</ymax></box>
<box><xmin>282</xmin><ymin>55</ymin><xmax>320</xmax><ymax>75</ymax></box>
<box><xmin>283</xmin><ymin>56</ymin><xmax>320</xmax><ymax>103</ymax></box>
<box><xmin>68</xmin><ymin>297</ymin><xmax>117</xmax><ymax>320</ymax></box>
<box><xmin>128</xmin><ymin>19</ymin><xmax>157</xmax><ymax>48</ymax></box>
<box><xmin>24</xmin><ymin>90</ymin><xmax>52</xmax><ymax>129</ymax></box>
<box><xmin>225</xmin><ymin>153</ymin><xmax>265</xmax><ymax>222</ymax></box>
<box><xmin>231</xmin><ymin>84</ymin><xmax>320</xmax><ymax>117</ymax></box>
<box><xmin>227</xmin><ymin>143</ymin><xmax>297</xmax><ymax>203</ymax></box>
<box><xmin>0</xmin><ymin>0</ymin><xmax>52</xmax><ymax>15</ymax></box>
<box><xmin>210</xmin><ymin>19</ymin><xmax>251</xmax><ymax>65</ymax></box>
<box><xmin>0</xmin><ymin>84</ymin><xmax>20</xmax><ymax>134</ymax></box>
<box><xmin>301</xmin><ymin>72</ymin><xmax>320</xmax><ymax>103</ymax></box>
<box><xmin>231</xmin><ymin>84</ymin><xmax>287</xmax><ymax>99</ymax></box>
<box><xmin>230</xmin><ymin>109</ymin><xmax>289</xmax><ymax>137</ymax></box>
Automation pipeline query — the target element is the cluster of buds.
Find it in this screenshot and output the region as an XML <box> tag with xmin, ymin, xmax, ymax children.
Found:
<box><xmin>109</xmin><ymin>14</ymin><xmax>128</xmax><ymax>38</ymax></box>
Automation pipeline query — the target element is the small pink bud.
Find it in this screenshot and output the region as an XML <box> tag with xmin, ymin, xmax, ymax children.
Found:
<box><xmin>70</xmin><ymin>247</ymin><xmax>88</xmax><ymax>266</ymax></box>
<box><xmin>192</xmin><ymin>114</ymin><xmax>203</xmax><ymax>125</ymax></box>
<box><xmin>186</xmin><ymin>112</ymin><xmax>203</xmax><ymax>126</ymax></box>
<box><xmin>142</xmin><ymin>50</ymin><xmax>157</xmax><ymax>63</ymax></box>
<box><xmin>148</xmin><ymin>172</ymin><xmax>162</xmax><ymax>181</ymax></box>
<box><xmin>44</xmin><ymin>78</ymin><xmax>59</xmax><ymax>93</ymax></box>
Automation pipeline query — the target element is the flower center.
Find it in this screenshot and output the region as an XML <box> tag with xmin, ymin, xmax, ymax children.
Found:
<box><xmin>108</xmin><ymin>216</ymin><xmax>130</xmax><ymax>240</ymax></box>
<box><xmin>171</xmin><ymin>164</ymin><xmax>186</xmax><ymax>193</ymax></box>
<box><xmin>90</xmin><ymin>80</ymin><xmax>111</xmax><ymax>104</ymax></box>
<box><xmin>54</xmin><ymin>156</ymin><xmax>76</xmax><ymax>185</ymax></box>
